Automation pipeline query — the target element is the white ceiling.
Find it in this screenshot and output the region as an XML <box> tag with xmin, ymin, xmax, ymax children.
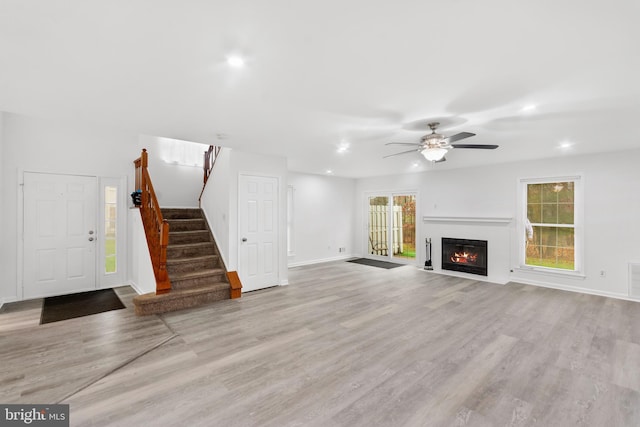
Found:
<box><xmin>1</xmin><ymin>1</ymin><xmax>639</xmax><ymax>178</ymax></box>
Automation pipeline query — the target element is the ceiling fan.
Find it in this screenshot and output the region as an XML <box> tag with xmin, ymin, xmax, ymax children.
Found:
<box><xmin>384</xmin><ymin>122</ymin><xmax>498</xmax><ymax>162</ymax></box>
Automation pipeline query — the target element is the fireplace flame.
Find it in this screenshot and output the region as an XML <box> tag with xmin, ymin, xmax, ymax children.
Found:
<box><xmin>450</xmin><ymin>251</ymin><xmax>478</xmax><ymax>264</ymax></box>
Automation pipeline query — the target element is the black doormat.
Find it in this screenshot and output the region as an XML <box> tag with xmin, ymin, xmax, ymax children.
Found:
<box><xmin>40</xmin><ymin>289</ymin><xmax>125</xmax><ymax>325</ymax></box>
<box><xmin>347</xmin><ymin>258</ymin><xmax>403</xmax><ymax>269</ymax></box>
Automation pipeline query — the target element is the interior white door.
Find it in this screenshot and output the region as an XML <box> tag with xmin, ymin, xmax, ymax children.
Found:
<box><xmin>239</xmin><ymin>175</ymin><xmax>279</xmax><ymax>292</ymax></box>
<box><xmin>23</xmin><ymin>172</ymin><xmax>97</xmax><ymax>299</ymax></box>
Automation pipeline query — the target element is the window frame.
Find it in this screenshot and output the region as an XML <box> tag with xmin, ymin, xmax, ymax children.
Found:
<box><xmin>287</xmin><ymin>185</ymin><xmax>295</xmax><ymax>256</ymax></box>
<box><xmin>98</xmin><ymin>176</ymin><xmax>127</xmax><ymax>288</ymax></box>
<box><xmin>518</xmin><ymin>175</ymin><xmax>584</xmax><ymax>276</ymax></box>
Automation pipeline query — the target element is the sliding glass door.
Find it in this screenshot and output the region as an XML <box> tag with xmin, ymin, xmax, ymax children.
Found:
<box><xmin>368</xmin><ymin>196</ymin><xmax>389</xmax><ymax>257</ymax></box>
<box><xmin>367</xmin><ymin>193</ymin><xmax>417</xmax><ymax>263</ymax></box>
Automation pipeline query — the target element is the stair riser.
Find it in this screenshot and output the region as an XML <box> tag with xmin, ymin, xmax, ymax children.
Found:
<box><xmin>167</xmin><ymin>244</ymin><xmax>215</xmax><ymax>258</ymax></box>
<box><xmin>169</xmin><ymin>232</ymin><xmax>211</xmax><ymax>245</ymax></box>
<box><xmin>161</xmin><ymin>209</ymin><xmax>203</xmax><ymax>220</ymax></box>
<box><xmin>171</xmin><ymin>274</ymin><xmax>227</xmax><ymax>290</ymax></box>
<box><xmin>134</xmin><ymin>288</ymin><xmax>230</xmax><ymax>315</ymax></box>
<box><xmin>167</xmin><ymin>220</ymin><xmax>206</xmax><ymax>232</ymax></box>
<box><xmin>167</xmin><ymin>258</ymin><xmax>219</xmax><ymax>274</ymax></box>
<box><xmin>133</xmin><ymin>207</ymin><xmax>234</xmax><ymax>316</ymax></box>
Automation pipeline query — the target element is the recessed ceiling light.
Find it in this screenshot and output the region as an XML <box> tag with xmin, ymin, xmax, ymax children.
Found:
<box><xmin>521</xmin><ymin>104</ymin><xmax>537</xmax><ymax>113</ymax></box>
<box><xmin>336</xmin><ymin>142</ymin><xmax>350</xmax><ymax>154</ymax></box>
<box><xmin>559</xmin><ymin>142</ymin><xmax>573</xmax><ymax>149</ymax></box>
<box><xmin>227</xmin><ymin>56</ymin><xmax>245</xmax><ymax>67</ymax></box>
<box><xmin>326</xmin><ymin>169</ymin><xmax>333</xmax><ymax>175</ymax></box>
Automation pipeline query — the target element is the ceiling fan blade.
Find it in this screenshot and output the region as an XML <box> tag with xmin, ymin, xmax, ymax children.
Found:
<box><xmin>444</xmin><ymin>132</ymin><xmax>475</xmax><ymax>143</ymax></box>
<box><xmin>385</xmin><ymin>142</ymin><xmax>421</xmax><ymax>146</ymax></box>
<box><xmin>383</xmin><ymin>149</ymin><xmax>420</xmax><ymax>158</ymax></box>
<box><xmin>451</xmin><ymin>144</ymin><xmax>499</xmax><ymax>149</ymax></box>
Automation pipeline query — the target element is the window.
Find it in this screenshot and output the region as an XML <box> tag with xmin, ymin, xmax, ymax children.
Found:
<box><xmin>105</xmin><ymin>186</ymin><xmax>117</xmax><ymax>273</ymax></box>
<box><xmin>287</xmin><ymin>185</ymin><xmax>294</xmax><ymax>255</ymax></box>
<box><xmin>157</xmin><ymin>137</ymin><xmax>209</xmax><ymax>167</ymax></box>
<box><xmin>367</xmin><ymin>193</ymin><xmax>417</xmax><ymax>262</ymax></box>
<box><xmin>99</xmin><ymin>177</ymin><xmax>125</xmax><ymax>287</ymax></box>
<box><xmin>521</xmin><ymin>176</ymin><xmax>582</xmax><ymax>272</ymax></box>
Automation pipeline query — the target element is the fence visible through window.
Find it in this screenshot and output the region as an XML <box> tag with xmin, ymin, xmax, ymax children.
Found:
<box><xmin>368</xmin><ymin>195</ymin><xmax>416</xmax><ymax>260</ymax></box>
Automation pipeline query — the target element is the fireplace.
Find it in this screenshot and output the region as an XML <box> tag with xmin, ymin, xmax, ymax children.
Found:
<box><xmin>441</xmin><ymin>238</ymin><xmax>488</xmax><ymax>276</ymax></box>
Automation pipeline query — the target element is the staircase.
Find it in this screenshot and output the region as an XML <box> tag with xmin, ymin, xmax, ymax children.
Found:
<box><xmin>133</xmin><ymin>208</ymin><xmax>231</xmax><ymax>315</ymax></box>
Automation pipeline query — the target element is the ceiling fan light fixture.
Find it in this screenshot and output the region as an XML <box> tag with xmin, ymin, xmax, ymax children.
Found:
<box><xmin>421</xmin><ymin>147</ymin><xmax>448</xmax><ymax>162</ymax></box>
<box><xmin>227</xmin><ymin>55</ymin><xmax>245</xmax><ymax>67</ymax></box>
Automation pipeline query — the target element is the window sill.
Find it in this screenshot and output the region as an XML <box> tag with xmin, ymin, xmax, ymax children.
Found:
<box><xmin>512</xmin><ymin>266</ymin><xmax>586</xmax><ymax>280</ymax></box>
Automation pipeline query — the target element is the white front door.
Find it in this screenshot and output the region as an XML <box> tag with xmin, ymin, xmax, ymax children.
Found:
<box><xmin>23</xmin><ymin>172</ymin><xmax>97</xmax><ymax>299</ymax></box>
<box><xmin>239</xmin><ymin>174</ymin><xmax>279</xmax><ymax>292</ymax></box>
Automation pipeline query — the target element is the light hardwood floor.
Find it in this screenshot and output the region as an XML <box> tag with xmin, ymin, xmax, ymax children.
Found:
<box><xmin>2</xmin><ymin>262</ymin><xmax>640</xmax><ymax>426</ymax></box>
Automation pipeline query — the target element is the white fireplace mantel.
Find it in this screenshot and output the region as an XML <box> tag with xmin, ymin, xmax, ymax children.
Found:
<box><xmin>423</xmin><ymin>215</ymin><xmax>513</xmax><ymax>224</ymax></box>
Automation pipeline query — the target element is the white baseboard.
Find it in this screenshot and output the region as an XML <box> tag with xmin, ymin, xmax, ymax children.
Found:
<box><xmin>418</xmin><ymin>269</ymin><xmax>636</xmax><ymax>301</ymax></box>
<box><xmin>280</xmin><ymin>280</ymin><xmax>289</xmax><ymax>286</ymax></box>
<box><xmin>509</xmin><ymin>277</ymin><xmax>637</xmax><ymax>302</ymax></box>
<box><xmin>288</xmin><ymin>254</ymin><xmax>356</xmax><ymax>268</ymax></box>
<box><xmin>0</xmin><ymin>295</ymin><xmax>19</xmax><ymax>310</ymax></box>
<box><xmin>418</xmin><ymin>268</ymin><xmax>508</xmax><ymax>285</ymax></box>
<box><xmin>128</xmin><ymin>281</ymin><xmax>146</xmax><ymax>295</ymax></box>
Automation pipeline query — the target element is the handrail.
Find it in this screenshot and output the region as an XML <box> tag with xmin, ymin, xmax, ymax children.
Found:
<box><xmin>198</xmin><ymin>145</ymin><xmax>221</xmax><ymax>206</ymax></box>
<box><xmin>134</xmin><ymin>149</ymin><xmax>171</xmax><ymax>294</ymax></box>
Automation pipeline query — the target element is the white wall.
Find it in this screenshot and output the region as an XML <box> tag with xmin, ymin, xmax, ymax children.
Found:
<box><xmin>0</xmin><ymin>113</ymin><xmax>4</xmax><ymax>306</ymax></box>
<box><xmin>356</xmin><ymin>148</ymin><xmax>640</xmax><ymax>299</ymax></box>
<box><xmin>231</xmin><ymin>150</ymin><xmax>289</xmax><ymax>285</ymax></box>
<box><xmin>128</xmin><ymin>209</ymin><xmax>156</xmax><ymax>294</ymax></box>
<box><xmin>200</xmin><ymin>147</ymin><xmax>231</xmax><ymax>268</ymax></box>
<box><xmin>287</xmin><ymin>172</ymin><xmax>357</xmax><ymax>267</ymax></box>
<box><xmin>354</xmin><ymin>174</ymin><xmax>423</xmax><ymax>265</ymax></box>
<box><xmin>0</xmin><ymin>113</ymin><xmax>212</xmax><ymax>301</ymax></box>
<box><xmin>201</xmin><ymin>148</ymin><xmax>289</xmax><ymax>286</ymax></box>
<box><xmin>138</xmin><ymin>135</ymin><xmax>204</xmax><ymax>208</ymax></box>
<box><xmin>0</xmin><ymin>113</ymin><xmax>138</xmax><ymax>301</ymax></box>
<box><xmin>508</xmin><ymin>149</ymin><xmax>640</xmax><ymax>297</ymax></box>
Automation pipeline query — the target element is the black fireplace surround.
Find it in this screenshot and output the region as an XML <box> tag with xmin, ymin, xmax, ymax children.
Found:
<box><xmin>441</xmin><ymin>238</ymin><xmax>488</xmax><ymax>276</ymax></box>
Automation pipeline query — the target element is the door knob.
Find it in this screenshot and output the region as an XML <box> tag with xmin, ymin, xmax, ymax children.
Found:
<box><xmin>88</xmin><ymin>230</ymin><xmax>94</xmax><ymax>235</ymax></box>
<box><xmin>88</xmin><ymin>237</ymin><xmax>94</xmax><ymax>242</ymax></box>
<box><xmin>242</xmin><ymin>237</ymin><xmax>247</xmax><ymax>242</ymax></box>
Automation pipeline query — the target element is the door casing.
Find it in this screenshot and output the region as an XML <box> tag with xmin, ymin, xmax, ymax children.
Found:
<box><xmin>18</xmin><ymin>171</ymin><xmax>127</xmax><ymax>300</ymax></box>
<box><xmin>23</xmin><ymin>172</ymin><xmax>98</xmax><ymax>299</ymax></box>
<box><xmin>238</xmin><ymin>174</ymin><xmax>280</xmax><ymax>292</ymax></box>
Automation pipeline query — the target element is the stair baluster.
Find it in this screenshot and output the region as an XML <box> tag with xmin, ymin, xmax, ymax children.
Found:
<box><xmin>199</xmin><ymin>145</ymin><xmax>221</xmax><ymax>207</ymax></box>
<box><xmin>133</xmin><ymin>149</ymin><xmax>171</xmax><ymax>294</ymax></box>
